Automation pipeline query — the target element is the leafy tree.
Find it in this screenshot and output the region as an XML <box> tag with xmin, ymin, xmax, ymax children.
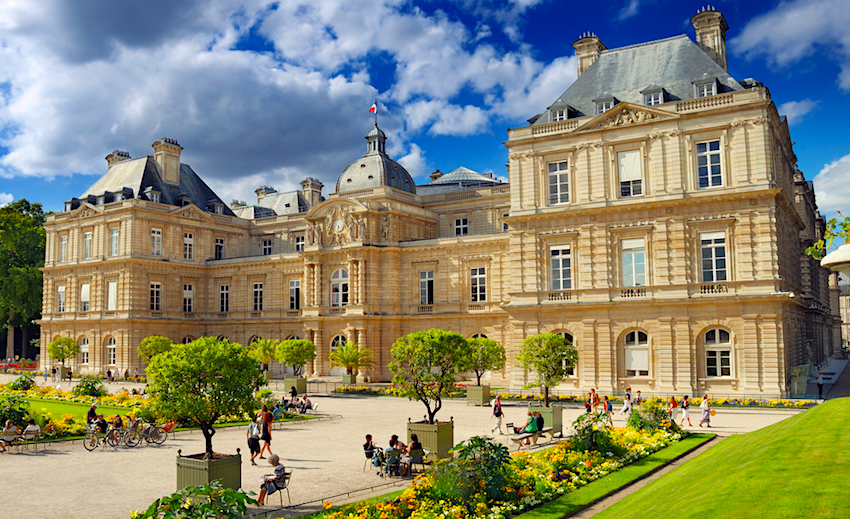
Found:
<box><xmin>460</xmin><ymin>337</ymin><xmax>506</xmax><ymax>386</ymax></box>
<box><xmin>137</xmin><ymin>335</ymin><xmax>174</xmax><ymax>364</ymax></box>
<box><xmin>389</xmin><ymin>329</ymin><xmax>472</xmax><ymax>424</ymax></box>
<box><xmin>328</xmin><ymin>341</ymin><xmax>375</xmax><ymax>376</ymax></box>
<box><xmin>0</xmin><ymin>200</ymin><xmax>46</xmax><ymax>360</ymax></box>
<box><xmin>47</xmin><ymin>336</ymin><xmax>79</xmax><ymax>367</ymax></box>
<box><xmin>517</xmin><ymin>333</ymin><xmax>578</xmax><ymax>407</ymax></box>
<box><xmin>806</xmin><ymin>210</ymin><xmax>849</xmax><ymax>259</ymax></box>
<box><xmin>275</xmin><ymin>339</ymin><xmax>316</xmax><ymax>377</ymax></box>
<box><xmin>146</xmin><ymin>337</ymin><xmax>265</xmax><ymax>457</ymax></box>
<box><xmin>248</xmin><ymin>337</ymin><xmax>279</xmax><ymax>371</ymax></box>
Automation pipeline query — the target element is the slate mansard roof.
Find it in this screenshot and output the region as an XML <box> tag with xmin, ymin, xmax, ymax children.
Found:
<box><xmin>416</xmin><ymin>166</ymin><xmax>505</xmax><ymax>196</ymax></box>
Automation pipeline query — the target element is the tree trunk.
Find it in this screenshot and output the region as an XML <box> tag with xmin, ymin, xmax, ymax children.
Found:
<box><xmin>544</xmin><ymin>385</ymin><xmax>550</xmax><ymax>407</ymax></box>
<box><xmin>6</xmin><ymin>324</ymin><xmax>14</xmax><ymax>361</ymax></box>
<box><xmin>202</xmin><ymin>424</ymin><xmax>216</xmax><ymax>457</ymax></box>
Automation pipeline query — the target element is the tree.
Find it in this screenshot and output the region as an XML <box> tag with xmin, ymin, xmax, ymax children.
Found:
<box><xmin>137</xmin><ymin>335</ymin><xmax>174</xmax><ymax>364</ymax></box>
<box><xmin>517</xmin><ymin>333</ymin><xmax>578</xmax><ymax>407</ymax></box>
<box><xmin>275</xmin><ymin>339</ymin><xmax>316</xmax><ymax>377</ymax></box>
<box><xmin>328</xmin><ymin>341</ymin><xmax>375</xmax><ymax>375</ymax></box>
<box><xmin>389</xmin><ymin>329</ymin><xmax>472</xmax><ymax>424</ymax></box>
<box><xmin>47</xmin><ymin>336</ymin><xmax>80</xmax><ymax>367</ymax></box>
<box><xmin>0</xmin><ymin>200</ymin><xmax>46</xmax><ymax>360</ymax></box>
<box><xmin>145</xmin><ymin>337</ymin><xmax>265</xmax><ymax>457</ymax></box>
<box><xmin>460</xmin><ymin>337</ymin><xmax>506</xmax><ymax>386</ymax></box>
<box><xmin>248</xmin><ymin>337</ymin><xmax>279</xmax><ymax>371</ymax></box>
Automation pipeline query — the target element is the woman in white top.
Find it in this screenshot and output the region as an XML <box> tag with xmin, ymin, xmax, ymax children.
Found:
<box><xmin>680</xmin><ymin>395</ymin><xmax>692</xmax><ymax>427</ymax></box>
<box><xmin>2</xmin><ymin>420</ymin><xmax>20</xmax><ymax>452</ymax></box>
<box><xmin>699</xmin><ymin>395</ymin><xmax>711</xmax><ymax>427</ymax></box>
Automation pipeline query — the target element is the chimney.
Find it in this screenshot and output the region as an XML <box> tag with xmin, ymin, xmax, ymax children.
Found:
<box><xmin>572</xmin><ymin>32</ymin><xmax>606</xmax><ymax>78</ymax></box>
<box><xmin>105</xmin><ymin>150</ymin><xmax>131</xmax><ymax>169</ymax></box>
<box><xmin>151</xmin><ymin>137</ymin><xmax>183</xmax><ymax>185</ymax></box>
<box><xmin>691</xmin><ymin>6</ymin><xmax>729</xmax><ymax>71</ymax></box>
<box><xmin>300</xmin><ymin>177</ymin><xmax>324</xmax><ymax>208</ymax></box>
<box><xmin>255</xmin><ymin>185</ymin><xmax>277</xmax><ymax>204</ymax></box>
<box><xmin>429</xmin><ymin>169</ymin><xmax>443</xmax><ymax>182</ymax></box>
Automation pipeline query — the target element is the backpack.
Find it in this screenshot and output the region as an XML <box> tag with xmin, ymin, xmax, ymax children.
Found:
<box><xmin>494</xmin><ymin>404</ymin><xmax>502</xmax><ymax>417</ymax></box>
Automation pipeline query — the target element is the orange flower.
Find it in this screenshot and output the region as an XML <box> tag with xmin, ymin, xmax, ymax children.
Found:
<box><xmin>584</xmin><ymin>459</ymin><xmax>592</xmax><ymax>469</ymax></box>
<box><xmin>323</xmin><ymin>500</ymin><xmax>332</xmax><ymax>509</ymax></box>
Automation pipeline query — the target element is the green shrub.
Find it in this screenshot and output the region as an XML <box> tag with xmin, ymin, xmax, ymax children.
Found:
<box><xmin>571</xmin><ymin>412</ymin><xmax>626</xmax><ymax>456</ymax></box>
<box><xmin>72</xmin><ymin>375</ymin><xmax>107</xmax><ymax>397</ymax></box>
<box><xmin>131</xmin><ymin>480</ymin><xmax>257</xmax><ymax>518</ymax></box>
<box><xmin>8</xmin><ymin>373</ymin><xmax>36</xmax><ymax>391</ymax></box>
<box><xmin>427</xmin><ymin>436</ymin><xmax>511</xmax><ymax>503</ymax></box>
<box><xmin>0</xmin><ymin>395</ymin><xmax>30</xmax><ymax>426</ymax></box>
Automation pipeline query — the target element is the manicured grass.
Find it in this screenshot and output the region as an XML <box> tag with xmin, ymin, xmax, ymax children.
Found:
<box><xmin>513</xmin><ymin>433</ymin><xmax>715</xmax><ymax>519</ymax></box>
<box><xmin>595</xmin><ymin>399</ymin><xmax>850</xmax><ymax>519</ymax></box>
<box><xmin>27</xmin><ymin>397</ymin><xmax>130</xmax><ymax>418</ymax></box>
<box><xmin>299</xmin><ymin>489</ymin><xmax>406</xmax><ymax>518</ymax></box>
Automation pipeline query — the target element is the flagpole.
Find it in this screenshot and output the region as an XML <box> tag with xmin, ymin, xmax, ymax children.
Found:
<box><xmin>374</xmin><ymin>98</ymin><xmax>378</xmax><ymax>126</ymax></box>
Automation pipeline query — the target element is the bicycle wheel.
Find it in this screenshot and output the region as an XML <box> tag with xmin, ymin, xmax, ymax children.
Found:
<box><xmin>124</xmin><ymin>430</ymin><xmax>141</xmax><ymax>447</ymax></box>
<box><xmin>152</xmin><ymin>426</ymin><xmax>167</xmax><ymax>445</ymax></box>
<box><xmin>105</xmin><ymin>429</ymin><xmax>120</xmax><ymax>447</ymax></box>
<box><xmin>84</xmin><ymin>432</ymin><xmax>99</xmax><ymax>451</ymax></box>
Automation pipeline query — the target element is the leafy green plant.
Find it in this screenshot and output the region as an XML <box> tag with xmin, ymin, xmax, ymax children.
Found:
<box><xmin>71</xmin><ymin>375</ymin><xmax>107</xmax><ymax>397</ymax></box>
<box><xmin>0</xmin><ymin>395</ymin><xmax>29</xmax><ymax>426</ymax></box>
<box><xmin>328</xmin><ymin>341</ymin><xmax>375</xmax><ymax>375</ymax></box>
<box><xmin>138</xmin><ymin>336</ymin><xmax>174</xmax><ymax>364</ymax></box>
<box><xmin>248</xmin><ymin>337</ymin><xmax>279</xmax><ymax>371</ymax></box>
<box><xmin>517</xmin><ymin>333</ymin><xmax>578</xmax><ymax>406</ymax></box>
<box><xmin>131</xmin><ymin>480</ymin><xmax>257</xmax><ymax>518</ymax></box>
<box><xmin>427</xmin><ymin>436</ymin><xmax>511</xmax><ymax>503</ymax></box>
<box><xmin>627</xmin><ymin>400</ymin><xmax>679</xmax><ymax>433</ymax></box>
<box><xmin>276</xmin><ymin>339</ymin><xmax>316</xmax><ymax>377</ymax></box>
<box><xmin>459</xmin><ymin>337</ymin><xmax>506</xmax><ymax>386</ymax></box>
<box><xmin>806</xmin><ymin>211</ymin><xmax>849</xmax><ymax>259</ymax></box>
<box><xmin>47</xmin><ymin>336</ymin><xmax>79</xmax><ymax>367</ymax></box>
<box><xmin>8</xmin><ymin>372</ymin><xmax>35</xmax><ymax>391</ymax></box>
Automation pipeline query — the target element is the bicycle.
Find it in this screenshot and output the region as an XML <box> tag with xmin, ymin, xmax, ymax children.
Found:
<box><xmin>126</xmin><ymin>418</ymin><xmax>166</xmax><ymax>445</ymax></box>
<box><xmin>83</xmin><ymin>423</ymin><xmax>121</xmax><ymax>451</ymax></box>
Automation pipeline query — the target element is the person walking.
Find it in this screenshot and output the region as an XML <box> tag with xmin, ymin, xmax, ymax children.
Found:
<box><xmin>51</xmin><ymin>366</ymin><xmax>56</xmax><ymax>382</ymax></box>
<box><xmin>490</xmin><ymin>394</ymin><xmax>504</xmax><ymax>434</ymax></box>
<box><xmin>817</xmin><ymin>372</ymin><xmax>824</xmax><ymax>399</ymax></box>
<box><xmin>259</xmin><ymin>410</ymin><xmax>273</xmax><ymax>459</ymax></box>
<box><xmin>680</xmin><ymin>395</ymin><xmax>693</xmax><ymax>427</ymax></box>
<box><xmin>42</xmin><ymin>368</ymin><xmax>48</xmax><ymax>384</ymax></box>
<box><xmin>699</xmin><ymin>395</ymin><xmax>711</xmax><ymax>427</ymax></box>
<box><xmin>247</xmin><ymin>416</ymin><xmax>261</xmax><ymax>465</ymax></box>
<box><xmin>668</xmin><ymin>396</ymin><xmax>678</xmax><ymax>423</ymax></box>
<box><xmin>604</xmin><ymin>396</ymin><xmax>613</xmax><ymax>426</ymax></box>
<box><xmin>589</xmin><ymin>388</ymin><xmax>600</xmax><ymax>414</ymax></box>
<box><xmin>106</xmin><ymin>369</ymin><xmax>112</xmax><ymax>383</ymax></box>
<box><xmin>68</xmin><ymin>368</ymin><xmax>73</xmax><ymax>383</ymax></box>
<box><xmin>619</xmin><ymin>392</ymin><xmax>632</xmax><ymax>416</ymax></box>
<box><xmin>134</xmin><ymin>368</ymin><xmax>139</xmax><ymax>383</ymax></box>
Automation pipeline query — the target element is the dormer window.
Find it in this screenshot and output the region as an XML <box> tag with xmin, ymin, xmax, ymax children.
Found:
<box><xmin>214</xmin><ymin>204</ymin><xmax>223</xmax><ymax>214</ymax></box>
<box><xmin>552</xmin><ymin>109</ymin><xmax>566</xmax><ymax>122</ymax></box>
<box><xmin>594</xmin><ymin>98</ymin><xmax>616</xmax><ymax>114</ymax></box>
<box><xmin>147</xmin><ymin>190</ymin><xmax>161</xmax><ymax>204</ymax></box>
<box><xmin>644</xmin><ymin>91</ymin><xmax>662</xmax><ymax>106</ymax></box>
<box><xmin>694</xmin><ymin>79</ymin><xmax>719</xmax><ymax>98</ymax></box>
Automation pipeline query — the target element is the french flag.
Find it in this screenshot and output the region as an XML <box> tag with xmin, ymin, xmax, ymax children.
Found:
<box><xmin>369</xmin><ymin>103</ymin><xmax>377</xmax><ymax>113</ymax></box>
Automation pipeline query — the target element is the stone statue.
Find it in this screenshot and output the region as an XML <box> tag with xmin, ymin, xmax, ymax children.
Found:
<box><xmin>380</xmin><ymin>215</ymin><xmax>391</xmax><ymax>239</ymax></box>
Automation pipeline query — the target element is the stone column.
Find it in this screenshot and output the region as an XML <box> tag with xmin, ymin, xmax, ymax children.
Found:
<box><xmin>657</xmin><ymin>317</ymin><xmax>675</xmax><ymax>391</ymax></box>
<box><xmin>741</xmin><ymin>314</ymin><xmax>761</xmax><ymax>392</ymax></box>
<box><xmin>313</xmin><ymin>328</ymin><xmax>323</xmax><ymax>376</ymax></box>
<box><xmin>580</xmin><ymin>319</ymin><xmax>597</xmax><ymax>389</ymax></box>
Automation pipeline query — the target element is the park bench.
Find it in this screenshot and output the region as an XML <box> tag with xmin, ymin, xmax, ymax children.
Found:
<box><xmin>509</xmin><ymin>427</ymin><xmax>554</xmax><ymax>450</ymax></box>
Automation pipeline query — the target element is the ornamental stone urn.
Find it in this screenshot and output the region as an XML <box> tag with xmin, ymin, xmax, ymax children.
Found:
<box><xmin>821</xmin><ymin>244</ymin><xmax>850</xmax><ymax>278</ymax></box>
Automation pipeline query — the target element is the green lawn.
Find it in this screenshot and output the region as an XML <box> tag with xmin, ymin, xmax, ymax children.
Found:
<box><xmin>595</xmin><ymin>398</ymin><xmax>850</xmax><ymax>519</ymax></box>
<box><xmin>28</xmin><ymin>397</ymin><xmax>131</xmax><ymax>418</ymax></box>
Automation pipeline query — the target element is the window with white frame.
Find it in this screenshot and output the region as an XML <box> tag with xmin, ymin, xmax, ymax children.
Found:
<box><xmin>596</xmin><ymin>100</ymin><xmax>614</xmax><ymax>114</ymax></box>
<box><xmin>289</xmin><ymin>280</ymin><xmax>301</xmax><ymax>310</ymax></box>
<box><xmin>109</xmin><ymin>228</ymin><xmax>119</xmax><ymax>256</ymax></box>
<box><xmin>550</xmin><ymin>246</ymin><xmax>572</xmax><ymax>291</ymax></box>
<box><xmin>696</xmin><ymin>82</ymin><xmax>716</xmax><ymax>98</ymax></box>
<box><xmin>644</xmin><ymin>91</ymin><xmax>662</xmax><ymax>106</ymax></box>
<box><xmin>253</xmin><ymin>282</ymin><xmax>264</xmax><ymax>311</ymax></box>
<box><xmin>470</xmin><ymin>267</ymin><xmax>486</xmax><ymax>302</ymax></box>
<box><xmin>80</xmin><ymin>337</ymin><xmax>89</xmax><ymax>364</ymax></box>
<box><xmin>295</xmin><ymin>236</ymin><xmax>305</xmax><ymax>252</ymax></box>
<box><xmin>705</xmin><ymin>328</ymin><xmax>731</xmax><ymax>377</ymax></box>
<box><xmin>454</xmin><ymin>218</ymin><xmax>469</xmax><ymax>236</ymax></box>
<box><xmin>150</xmin><ymin>282</ymin><xmax>161</xmax><ymax>311</ymax></box>
<box><xmin>624</xmin><ymin>330</ymin><xmax>649</xmax><ymax>376</ymax></box>
<box><xmin>107</xmin><ymin>281</ymin><xmax>117</xmax><ymax>311</ymax></box>
<box><xmin>330</xmin><ymin>269</ymin><xmax>349</xmax><ymax>307</ymax></box>
<box><xmin>151</xmin><ymin>228</ymin><xmax>162</xmax><ymax>257</ymax></box>
<box><xmin>701</xmin><ymin>232</ymin><xmax>728</xmax><ymax>282</ymax></box>
<box><xmin>696</xmin><ymin>140</ymin><xmax>722</xmax><ymax>189</ymax></box>
<box><xmin>552</xmin><ymin>109</ymin><xmax>565</xmax><ymax>121</ymax></box>
<box><xmin>420</xmin><ymin>270</ymin><xmax>434</xmax><ymax>305</ymax></box>
<box><xmin>59</xmin><ymin>236</ymin><xmax>67</xmax><ymax>262</ymax></box>
<box><xmin>502</xmin><ymin>213</ymin><xmax>509</xmax><ymax>232</ymax></box>
<box><xmin>183</xmin><ymin>233</ymin><xmax>194</xmax><ymax>260</ymax></box>
<box><xmin>183</xmin><ymin>284</ymin><xmax>193</xmax><ymax>312</ymax></box>
<box><xmin>83</xmin><ymin>232</ymin><xmax>92</xmax><ymax>259</ymax></box>
<box><xmin>80</xmin><ymin>283</ymin><xmax>90</xmax><ymax>311</ymax></box>
<box><xmin>548</xmin><ymin>161</ymin><xmax>569</xmax><ymax>205</ymax></box>
<box><xmin>262</xmin><ymin>238</ymin><xmax>272</xmax><ymax>256</ymax></box>
<box><xmin>556</xmin><ymin>332</ymin><xmax>576</xmax><ymax>376</ymax></box>
<box><xmin>183</xmin><ymin>337</ymin><xmax>194</xmax><ymax>344</ymax></box>
<box><xmin>150</xmin><ymin>191</ymin><xmax>161</xmax><ymax>203</ymax></box>
<box><xmin>330</xmin><ymin>334</ymin><xmax>346</xmax><ymax>352</ymax></box>
<box><xmin>621</xmin><ymin>238</ymin><xmax>646</xmax><ymax>287</ymax></box>
<box><xmin>106</xmin><ymin>336</ymin><xmax>116</xmax><ymax>365</ymax></box>
<box><xmin>57</xmin><ymin>285</ymin><xmax>66</xmax><ymax>312</ymax></box>
<box><xmin>618</xmin><ymin>150</ymin><xmax>642</xmax><ymax>197</ymax></box>
<box><xmin>219</xmin><ymin>285</ymin><xmax>229</xmax><ymax>312</ymax></box>
<box><xmin>215</xmin><ymin>237</ymin><xmax>225</xmax><ymax>260</ymax></box>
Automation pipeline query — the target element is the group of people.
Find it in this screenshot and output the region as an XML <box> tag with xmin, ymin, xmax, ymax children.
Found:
<box><xmin>1</xmin><ymin>418</ymin><xmax>40</xmax><ymax>452</ymax></box>
<box><xmin>104</xmin><ymin>368</ymin><xmax>140</xmax><ymax>383</ymax></box>
<box><xmin>247</xmin><ymin>405</ymin><xmax>276</xmax><ymax>465</ymax></box>
<box><xmin>583</xmin><ymin>388</ymin><xmax>713</xmax><ymax>428</ymax></box>
<box><xmin>363</xmin><ymin>433</ymin><xmax>424</xmax><ymax>477</ymax></box>
<box><xmin>85</xmin><ymin>403</ymin><xmax>127</xmax><ymax>434</ymax></box>
<box><xmin>667</xmin><ymin>394</ymin><xmax>713</xmax><ymax>428</ymax></box>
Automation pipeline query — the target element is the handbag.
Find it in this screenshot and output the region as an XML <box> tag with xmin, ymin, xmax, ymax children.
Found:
<box><xmin>710</xmin><ymin>410</ymin><xmax>716</xmax><ymax>416</ymax></box>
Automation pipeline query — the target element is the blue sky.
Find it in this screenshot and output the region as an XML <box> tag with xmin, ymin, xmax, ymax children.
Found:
<box><xmin>1</xmin><ymin>0</ymin><xmax>849</xmax><ymax>217</ymax></box>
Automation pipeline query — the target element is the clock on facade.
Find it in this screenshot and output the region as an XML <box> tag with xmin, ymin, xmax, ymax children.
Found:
<box><xmin>333</xmin><ymin>219</ymin><xmax>345</xmax><ymax>233</ymax></box>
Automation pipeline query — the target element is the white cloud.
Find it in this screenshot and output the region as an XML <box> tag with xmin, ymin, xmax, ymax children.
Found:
<box><xmin>777</xmin><ymin>99</ymin><xmax>821</xmax><ymax>125</ymax></box>
<box><xmin>731</xmin><ymin>0</ymin><xmax>850</xmax><ymax>90</ymax></box>
<box><xmin>618</xmin><ymin>0</ymin><xmax>640</xmax><ymax>21</ymax></box>
<box><xmin>397</xmin><ymin>143</ymin><xmax>427</xmax><ymax>179</ymax></box>
<box><xmin>0</xmin><ymin>192</ymin><xmax>13</xmax><ymax>207</ymax></box>
<box><xmin>813</xmin><ymin>153</ymin><xmax>850</xmax><ymax>213</ymax></box>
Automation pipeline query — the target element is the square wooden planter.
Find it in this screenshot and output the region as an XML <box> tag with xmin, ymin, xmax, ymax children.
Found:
<box><xmin>342</xmin><ymin>373</ymin><xmax>357</xmax><ymax>385</ymax></box>
<box><xmin>529</xmin><ymin>405</ymin><xmax>563</xmax><ymax>437</ymax></box>
<box><xmin>466</xmin><ymin>385</ymin><xmax>491</xmax><ymax>406</ymax></box>
<box><xmin>176</xmin><ymin>449</ymin><xmax>242</xmax><ymax>491</ymax></box>
<box><xmin>407</xmin><ymin>420</ymin><xmax>454</xmax><ymax>459</ymax></box>
<box><xmin>284</xmin><ymin>378</ymin><xmax>308</xmax><ymax>395</ymax></box>
<box><xmin>58</xmin><ymin>366</ymin><xmax>70</xmax><ymax>380</ymax></box>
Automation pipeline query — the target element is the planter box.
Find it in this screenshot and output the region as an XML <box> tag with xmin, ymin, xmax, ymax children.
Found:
<box><xmin>408</xmin><ymin>420</ymin><xmax>454</xmax><ymax>459</ymax></box>
<box><xmin>176</xmin><ymin>450</ymin><xmax>241</xmax><ymax>491</ymax></box>
<box><xmin>264</xmin><ymin>369</ymin><xmax>272</xmax><ymax>381</ymax></box>
<box><xmin>529</xmin><ymin>405</ymin><xmax>563</xmax><ymax>437</ymax></box>
<box><xmin>58</xmin><ymin>366</ymin><xmax>70</xmax><ymax>380</ymax></box>
<box><xmin>466</xmin><ymin>385</ymin><xmax>491</xmax><ymax>406</ymax></box>
<box><xmin>342</xmin><ymin>373</ymin><xmax>357</xmax><ymax>385</ymax></box>
<box><xmin>284</xmin><ymin>378</ymin><xmax>308</xmax><ymax>395</ymax></box>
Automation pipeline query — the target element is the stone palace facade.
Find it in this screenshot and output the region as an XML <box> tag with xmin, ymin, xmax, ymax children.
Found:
<box><xmin>38</xmin><ymin>8</ymin><xmax>840</xmax><ymax>397</ymax></box>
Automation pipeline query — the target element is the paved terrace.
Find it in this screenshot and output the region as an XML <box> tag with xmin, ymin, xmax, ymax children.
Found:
<box><xmin>0</xmin><ymin>374</ymin><xmax>808</xmax><ymax>519</ymax></box>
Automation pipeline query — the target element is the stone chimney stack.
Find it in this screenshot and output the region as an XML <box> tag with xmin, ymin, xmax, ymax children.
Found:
<box><xmin>300</xmin><ymin>177</ymin><xmax>324</xmax><ymax>208</ymax></box>
<box><xmin>255</xmin><ymin>185</ymin><xmax>277</xmax><ymax>204</ymax></box>
<box><xmin>105</xmin><ymin>150</ymin><xmax>131</xmax><ymax>169</ymax></box>
<box><xmin>152</xmin><ymin>137</ymin><xmax>183</xmax><ymax>185</ymax></box>
<box><xmin>572</xmin><ymin>32</ymin><xmax>606</xmax><ymax>78</ymax></box>
<box><xmin>429</xmin><ymin>169</ymin><xmax>443</xmax><ymax>182</ymax></box>
<box><xmin>691</xmin><ymin>6</ymin><xmax>729</xmax><ymax>71</ymax></box>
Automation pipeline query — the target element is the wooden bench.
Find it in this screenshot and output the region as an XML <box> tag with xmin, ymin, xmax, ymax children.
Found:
<box><xmin>509</xmin><ymin>427</ymin><xmax>555</xmax><ymax>450</ymax></box>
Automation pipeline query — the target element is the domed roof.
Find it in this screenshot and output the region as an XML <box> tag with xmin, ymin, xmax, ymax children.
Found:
<box><xmin>336</xmin><ymin>124</ymin><xmax>416</xmax><ymax>195</ymax></box>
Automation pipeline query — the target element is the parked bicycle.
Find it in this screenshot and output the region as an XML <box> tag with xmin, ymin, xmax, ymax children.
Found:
<box><xmin>126</xmin><ymin>418</ymin><xmax>166</xmax><ymax>445</ymax></box>
<box><xmin>83</xmin><ymin>423</ymin><xmax>121</xmax><ymax>451</ymax></box>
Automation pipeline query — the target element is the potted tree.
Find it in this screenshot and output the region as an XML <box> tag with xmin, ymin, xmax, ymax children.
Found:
<box><xmin>276</xmin><ymin>339</ymin><xmax>316</xmax><ymax>395</ymax></box>
<box><xmin>389</xmin><ymin>329</ymin><xmax>471</xmax><ymax>458</ymax></box>
<box><xmin>328</xmin><ymin>341</ymin><xmax>375</xmax><ymax>385</ymax></box>
<box><xmin>47</xmin><ymin>336</ymin><xmax>79</xmax><ymax>381</ymax></box>
<box><xmin>137</xmin><ymin>335</ymin><xmax>173</xmax><ymax>364</ymax></box>
<box><xmin>145</xmin><ymin>337</ymin><xmax>265</xmax><ymax>491</ymax></box>
<box><xmin>517</xmin><ymin>333</ymin><xmax>578</xmax><ymax>436</ymax></box>
<box><xmin>461</xmin><ymin>337</ymin><xmax>506</xmax><ymax>406</ymax></box>
<box><xmin>248</xmin><ymin>337</ymin><xmax>279</xmax><ymax>380</ymax></box>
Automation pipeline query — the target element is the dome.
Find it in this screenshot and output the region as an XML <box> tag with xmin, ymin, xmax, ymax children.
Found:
<box><xmin>336</xmin><ymin>124</ymin><xmax>416</xmax><ymax>195</ymax></box>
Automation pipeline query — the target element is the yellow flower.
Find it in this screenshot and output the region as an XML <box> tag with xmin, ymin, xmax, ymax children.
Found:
<box><xmin>324</xmin><ymin>500</ymin><xmax>333</xmax><ymax>509</ymax></box>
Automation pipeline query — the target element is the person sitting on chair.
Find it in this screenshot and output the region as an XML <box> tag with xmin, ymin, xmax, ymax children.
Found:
<box><xmin>1</xmin><ymin>420</ymin><xmax>21</xmax><ymax>452</ymax></box>
<box><xmin>391</xmin><ymin>434</ymin><xmax>408</xmax><ymax>454</ymax></box>
<box><xmin>257</xmin><ymin>453</ymin><xmax>287</xmax><ymax>506</ymax></box>
<box><xmin>23</xmin><ymin>418</ymin><xmax>40</xmax><ymax>437</ymax></box>
<box><xmin>385</xmin><ymin>439</ymin><xmax>406</xmax><ymax>476</ymax></box>
<box><xmin>299</xmin><ymin>396</ymin><xmax>313</xmax><ymax>414</ymax></box>
<box><xmin>112</xmin><ymin>414</ymin><xmax>124</xmax><ymax>430</ymax></box>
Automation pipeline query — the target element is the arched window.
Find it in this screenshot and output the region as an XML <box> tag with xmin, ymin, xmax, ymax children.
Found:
<box><xmin>555</xmin><ymin>332</ymin><xmax>575</xmax><ymax>376</ymax></box>
<box><xmin>704</xmin><ymin>328</ymin><xmax>731</xmax><ymax>377</ymax></box>
<box><xmin>286</xmin><ymin>335</ymin><xmax>300</xmax><ymax>341</ymax></box>
<box><xmin>330</xmin><ymin>269</ymin><xmax>349</xmax><ymax>307</ymax></box>
<box><xmin>470</xmin><ymin>333</ymin><xmax>487</xmax><ymax>339</ymax></box>
<box><xmin>106</xmin><ymin>337</ymin><xmax>116</xmax><ymax>366</ymax></box>
<box><xmin>216</xmin><ymin>335</ymin><xmax>227</xmax><ymax>341</ymax></box>
<box><xmin>623</xmin><ymin>330</ymin><xmax>649</xmax><ymax>377</ymax></box>
<box><xmin>79</xmin><ymin>337</ymin><xmax>89</xmax><ymax>364</ymax></box>
<box><xmin>182</xmin><ymin>336</ymin><xmax>194</xmax><ymax>345</ymax></box>
<box><xmin>249</xmin><ymin>335</ymin><xmax>260</xmax><ymax>345</ymax></box>
<box><xmin>330</xmin><ymin>335</ymin><xmax>346</xmax><ymax>351</ymax></box>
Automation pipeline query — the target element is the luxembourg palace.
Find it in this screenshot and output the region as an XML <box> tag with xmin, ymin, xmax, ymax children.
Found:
<box><xmin>38</xmin><ymin>8</ymin><xmax>841</xmax><ymax>397</ymax></box>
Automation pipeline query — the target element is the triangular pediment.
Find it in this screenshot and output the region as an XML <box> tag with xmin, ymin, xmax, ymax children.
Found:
<box><xmin>576</xmin><ymin>103</ymin><xmax>677</xmax><ymax>132</ymax></box>
<box><xmin>69</xmin><ymin>203</ymin><xmax>103</xmax><ymax>220</ymax></box>
<box><xmin>170</xmin><ymin>204</ymin><xmax>213</xmax><ymax>221</ymax></box>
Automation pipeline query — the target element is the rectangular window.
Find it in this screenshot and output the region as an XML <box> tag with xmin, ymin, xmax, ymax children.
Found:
<box><xmin>552</xmin><ymin>109</ymin><xmax>565</xmax><ymax>121</ymax></box>
<box><xmin>151</xmin><ymin>228</ymin><xmax>162</xmax><ymax>257</ymax></box>
<box><xmin>150</xmin><ymin>282</ymin><xmax>161</xmax><ymax>311</ymax></box>
<box><xmin>625</xmin><ymin>349</ymin><xmax>649</xmax><ymax>377</ymax></box>
<box><xmin>150</xmin><ymin>191</ymin><xmax>161</xmax><ymax>203</ymax></box>
<box><xmin>183</xmin><ymin>233</ymin><xmax>194</xmax><ymax>260</ymax></box>
<box><xmin>107</xmin><ymin>344</ymin><xmax>116</xmax><ymax>365</ymax></box>
<box><xmin>214</xmin><ymin>237</ymin><xmax>225</xmax><ymax>260</ymax></box>
<box><xmin>706</xmin><ymin>350</ymin><xmax>731</xmax><ymax>377</ymax></box>
<box><xmin>219</xmin><ymin>285</ymin><xmax>229</xmax><ymax>312</ymax></box>
<box><xmin>420</xmin><ymin>271</ymin><xmax>434</xmax><ymax>305</ymax></box>
<box><xmin>622</xmin><ymin>238</ymin><xmax>646</xmax><ymax>287</ymax></box>
<box><xmin>289</xmin><ymin>280</ymin><xmax>301</xmax><ymax>310</ymax></box>
<box><xmin>550</xmin><ymin>246</ymin><xmax>572</xmax><ymax>291</ymax></box>
<box><xmin>59</xmin><ymin>236</ymin><xmax>67</xmax><ymax>262</ymax></box>
<box><xmin>80</xmin><ymin>283</ymin><xmax>90</xmax><ymax>312</ymax></box>
<box><xmin>183</xmin><ymin>284</ymin><xmax>193</xmax><ymax>313</ymax></box>
<box><xmin>253</xmin><ymin>282</ymin><xmax>264</xmax><ymax>311</ymax></box>
<box><xmin>295</xmin><ymin>236</ymin><xmax>305</xmax><ymax>252</ymax></box>
<box><xmin>618</xmin><ymin>150</ymin><xmax>642</xmax><ymax>198</ymax></box>
<box><xmin>471</xmin><ymin>267</ymin><xmax>486</xmax><ymax>302</ymax></box>
<box><xmin>83</xmin><ymin>232</ymin><xmax>92</xmax><ymax>259</ymax></box>
<box><xmin>696</xmin><ymin>82</ymin><xmax>716</xmax><ymax>98</ymax></box>
<box><xmin>644</xmin><ymin>91</ymin><xmax>662</xmax><ymax>106</ymax></box>
<box><xmin>262</xmin><ymin>238</ymin><xmax>272</xmax><ymax>256</ymax></box>
<box><xmin>502</xmin><ymin>213</ymin><xmax>509</xmax><ymax>232</ymax></box>
<box><xmin>701</xmin><ymin>232</ymin><xmax>728</xmax><ymax>282</ymax></box>
<box><xmin>107</xmin><ymin>281</ymin><xmax>117</xmax><ymax>311</ymax></box>
<box><xmin>454</xmin><ymin>218</ymin><xmax>469</xmax><ymax>236</ymax></box>
<box><xmin>696</xmin><ymin>140</ymin><xmax>722</xmax><ymax>189</ymax></box>
<box><xmin>109</xmin><ymin>228</ymin><xmax>119</xmax><ymax>256</ymax></box>
<box><xmin>548</xmin><ymin>161</ymin><xmax>569</xmax><ymax>205</ymax></box>
<box><xmin>57</xmin><ymin>285</ymin><xmax>65</xmax><ymax>312</ymax></box>
<box><xmin>596</xmin><ymin>100</ymin><xmax>613</xmax><ymax>114</ymax></box>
